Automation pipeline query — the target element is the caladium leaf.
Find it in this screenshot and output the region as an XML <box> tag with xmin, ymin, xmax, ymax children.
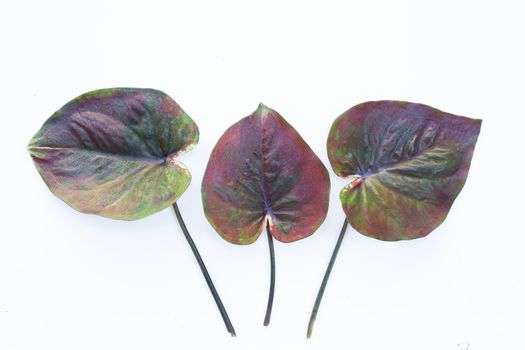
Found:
<box><xmin>202</xmin><ymin>103</ymin><xmax>330</xmax><ymax>326</ymax></box>
<box><xmin>327</xmin><ymin>101</ymin><xmax>481</xmax><ymax>240</ymax></box>
<box><xmin>28</xmin><ymin>88</ymin><xmax>236</xmax><ymax>336</ymax></box>
<box><xmin>27</xmin><ymin>88</ymin><xmax>198</xmax><ymax>220</ymax></box>
<box><xmin>307</xmin><ymin>101</ymin><xmax>482</xmax><ymax>338</ymax></box>
<box><xmin>202</xmin><ymin>103</ymin><xmax>330</xmax><ymax>244</ymax></box>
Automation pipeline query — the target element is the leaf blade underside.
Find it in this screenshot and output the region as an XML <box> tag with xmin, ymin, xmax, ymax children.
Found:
<box><xmin>202</xmin><ymin>104</ymin><xmax>330</xmax><ymax>244</ymax></box>
<box><xmin>28</xmin><ymin>88</ymin><xmax>199</xmax><ymax>220</ymax></box>
<box><xmin>327</xmin><ymin>101</ymin><xmax>481</xmax><ymax>241</ymax></box>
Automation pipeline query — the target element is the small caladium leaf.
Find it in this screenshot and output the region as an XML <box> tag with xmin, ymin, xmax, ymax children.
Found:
<box><xmin>327</xmin><ymin>101</ymin><xmax>482</xmax><ymax>240</ymax></box>
<box><xmin>202</xmin><ymin>103</ymin><xmax>330</xmax><ymax>244</ymax></box>
<box><xmin>27</xmin><ymin>88</ymin><xmax>199</xmax><ymax>220</ymax></box>
<box><xmin>202</xmin><ymin>103</ymin><xmax>330</xmax><ymax>326</ymax></box>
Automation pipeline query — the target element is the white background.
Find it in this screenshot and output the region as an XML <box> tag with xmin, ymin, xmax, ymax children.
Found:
<box><xmin>1</xmin><ymin>1</ymin><xmax>524</xmax><ymax>349</ymax></box>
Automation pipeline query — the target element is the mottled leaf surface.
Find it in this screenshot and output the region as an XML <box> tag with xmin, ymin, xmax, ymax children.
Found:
<box><xmin>327</xmin><ymin>101</ymin><xmax>481</xmax><ymax>241</ymax></box>
<box><xmin>202</xmin><ymin>104</ymin><xmax>330</xmax><ymax>244</ymax></box>
<box><xmin>28</xmin><ymin>88</ymin><xmax>199</xmax><ymax>220</ymax></box>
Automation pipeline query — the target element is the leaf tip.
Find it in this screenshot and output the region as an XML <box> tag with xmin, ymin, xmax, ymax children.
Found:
<box><xmin>255</xmin><ymin>102</ymin><xmax>273</xmax><ymax>116</ymax></box>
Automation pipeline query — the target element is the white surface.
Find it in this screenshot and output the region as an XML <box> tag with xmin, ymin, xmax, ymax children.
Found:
<box><xmin>1</xmin><ymin>1</ymin><xmax>524</xmax><ymax>349</ymax></box>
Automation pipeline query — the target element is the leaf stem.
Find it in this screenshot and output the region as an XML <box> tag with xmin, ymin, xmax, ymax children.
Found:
<box><xmin>307</xmin><ymin>218</ymin><xmax>348</xmax><ymax>339</ymax></box>
<box><xmin>172</xmin><ymin>202</ymin><xmax>236</xmax><ymax>337</ymax></box>
<box><xmin>263</xmin><ymin>220</ymin><xmax>275</xmax><ymax>326</ymax></box>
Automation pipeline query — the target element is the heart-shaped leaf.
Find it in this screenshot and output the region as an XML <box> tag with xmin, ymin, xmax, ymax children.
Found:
<box><xmin>27</xmin><ymin>88</ymin><xmax>199</xmax><ymax>220</ymax></box>
<box><xmin>307</xmin><ymin>101</ymin><xmax>481</xmax><ymax>338</ymax></box>
<box><xmin>327</xmin><ymin>101</ymin><xmax>482</xmax><ymax>240</ymax></box>
<box><xmin>202</xmin><ymin>103</ymin><xmax>330</xmax><ymax>244</ymax></box>
<box><xmin>202</xmin><ymin>103</ymin><xmax>330</xmax><ymax>326</ymax></box>
<box><xmin>28</xmin><ymin>88</ymin><xmax>236</xmax><ymax>336</ymax></box>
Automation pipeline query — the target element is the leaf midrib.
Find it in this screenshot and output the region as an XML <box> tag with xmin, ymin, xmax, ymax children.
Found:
<box><xmin>355</xmin><ymin>144</ymin><xmax>451</xmax><ymax>181</ymax></box>
<box><xmin>28</xmin><ymin>145</ymin><xmax>169</xmax><ymax>165</ymax></box>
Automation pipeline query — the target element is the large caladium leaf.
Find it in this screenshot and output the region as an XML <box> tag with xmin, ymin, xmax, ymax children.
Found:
<box><xmin>202</xmin><ymin>104</ymin><xmax>330</xmax><ymax>244</ymax></box>
<box><xmin>327</xmin><ymin>101</ymin><xmax>482</xmax><ymax>240</ymax></box>
<box><xmin>307</xmin><ymin>101</ymin><xmax>482</xmax><ymax>338</ymax></box>
<box><xmin>28</xmin><ymin>88</ymin><xmax>236</xmax><ymax>335</ymax></box>
<box><xmin>27</xmin><ymin>88</ymin><xmax>199</xmax><ymax>220</ymax></box>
